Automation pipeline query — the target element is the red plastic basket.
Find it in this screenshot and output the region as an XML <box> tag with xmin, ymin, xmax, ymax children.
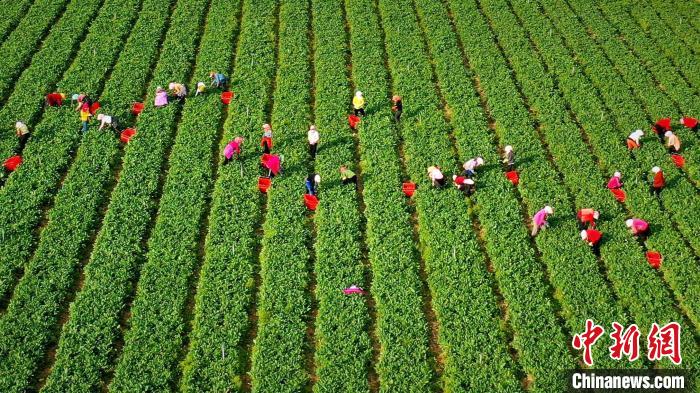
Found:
<box><xmin>120</xmin><ymin>128</ymin><xmax>136</xmax><ymax>143</ymax></box>
<box><xmin>304</xmin><ymin>194</ymin><xmax>319</xmax><ymax>210</ymax></box>
<box><xmin>645</xmin><ymin>251</ymin><xmax>662</xmax><ymax>269</ymax></box>
<box><xmin>671</xmin><ymin>154</ymin><xmax>685</xmax><ymax>168</ymax></box>
<box><xmin>131</xmin><ymin>102</ymin><xmax>144</xmax><ymax>115</ymax></box>
<box><xmin>3</xmin><ymin>155</ymin><xmax>22</xmax><ymax>171</ymax></box>
<box><xmin>348</xmin><ymin>114</ymin><xmax>360</xmax><ymax>129</ymax></box>
<box><xmin>258</xmin><ymin>177</ymin><xmax>271</xmax><ymax>193</ymax></box>
<box><xmin>220</xmin><ymin>91</ymin><xmax>234</xmax><ymax>105</ymax></box>
<box><xmin>505</xmin><ymin>170</ymin><xmax>519</xmax><ymax>185</ymax></box>
<box><xmin>610</xmin><ymin>188</ymin><xmax>626</xmax><ymax>203</ymax></box>
<box><xmin>89</xmin><ymin>102</ymin><xmax>101</xmax><ymax>115</ymax></box>
<box><xmin>402</xmin><ymin>182</ymin><xmax>416</xmax><ymax>197</ymax></box>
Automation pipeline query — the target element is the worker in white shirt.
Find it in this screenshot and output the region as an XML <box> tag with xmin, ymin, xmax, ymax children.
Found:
<box><xmin>308</xmin><ymin>125</ymin><xmax>319</xmax><ymax>159</ymax></box>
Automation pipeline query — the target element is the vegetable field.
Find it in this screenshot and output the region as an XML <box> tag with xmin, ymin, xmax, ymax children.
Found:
<box><xmin>0</xmin><ymin>0</ymin><xmax>698</xmax><ymax>391</ymax></box>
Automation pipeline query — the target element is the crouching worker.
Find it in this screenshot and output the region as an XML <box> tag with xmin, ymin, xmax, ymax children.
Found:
<box><xmin>503</xmin><ymin>145</ymin><xmax>515</xmax><ymax>171</ymax></box>
<box><xmin>531</xmin><ymin>205</ymin><xmax>554</xmax><ymax>236</ymax></box>
<box><xmin>577</xmin><ymin>208</ymin><xmax>600</xmax><ymax>229</ymax></box>
<box><xmin>305</xmin><ymin>173</ymin><xmax>320</xmax><ymax>195</ymax></box>
<box><xmin>223</xmin><ymin>137</ymin><xmax>244</xmax><ymax>164</ymax></box>
<box><xmin>340</xmin><ymin>165</ymin><xmax>357</xmax><ymax>187</ymax></box>
<box><xmin>650</xmin><ymin>166</ymin><xmax>665</xmax><ymax>196</ymax></box>
<box><xmin>626</xmin><ymin>130</ymin><xmax>644</xmax><ymax>150</ymax></box>
<box><xmin>607</xmin><ymin>171</ymin><xmax>623</xmax><ymax>189</ymax></box>
<box><xmin>453</xmin><ymin>174</ymin><xmax>475</xmax><ymax>196</ymax></box>
<box><xmin>45</xmin><ymin>92</ymin><xmax>65</xmax><ymax>107</ymax></box>
<box><xmin>581</xmin><ymin>229</ymin><xmax>602</xmax><ymax>254</ymax></box>
<box><xmin>427</xmin><ymin>166</ymin><xmax>445</xmax><ymax>188</ymax></box>
<box><xmin>626</xmin><ymin>218</ymin><xmax>649</xmax><ymax>241</ymax></box>
<box><xmin>97</xmin><ymin>113</ymin><xmax>119</xmax><ymax>135</ymax></box>
<box><xmin>15</xmin><ymin>121</ymin><xmax>29</xmax><ymax>150</ymax></box>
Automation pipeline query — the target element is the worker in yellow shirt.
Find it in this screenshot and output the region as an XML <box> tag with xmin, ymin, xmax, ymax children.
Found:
<box><xmin>352</xmin><ymin>91</ymin><xmax>365</xmax><ymax>117</ymax></box>
<box><xmin>80</xmin><ymin>103</ymin><xmax>92</xmax><ymax>133</ymax></box>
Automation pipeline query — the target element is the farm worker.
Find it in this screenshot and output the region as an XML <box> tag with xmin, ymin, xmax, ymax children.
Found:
<box><xmin>154</xmin><ymin>87</ymin><xmax>168</xmax><ymax>107</ymax></box>
<box><xmin>210</xmin><ymin>71</ymin><xmax>227</xmax><ymax>88</ymax></box>
<box><xmin>531</xmin><ymin>205</ymin><xmax>553</xmax><ymax>236</ymax></box>
<box><xmin>97</xmin><ymin>113</ymin><xmax>119</xmax><ymax>134</ymax></box>
<box><xmin>223</xmin><ymin>137</ymin><xmax>244</xmax><ymax>164</ymax></box>
<box><xmin>580</xmin><ymin>229</ymin><xmax>602</xmax><ymax>251</ymax></box>
<box><xmin>453</xmin><ymin>175</ymin><xmax>475</xmax><ymax>196</ymax></box>
<box><xmin>80</xmin><ymin>103</ymin><xmax>92</xmax><ymax>133</ymax></box>
<box><xmin>352</xmin><ymin>91</ymin><xmax>365</xmax><ymax>117</ymax></box>
<box><xmin>427</xmin><ymin>165</ymin><xmax>445</xmax><ymax>188</ymax></box>
<box><xmin>195</xmin><ymin>82</ymin><xmax>206</xmax><ymax>96</ymax></box>
<box><xmin>607</xmin><ymin>171</ymin><xmax>623</xmax><ymax>189</ymax></box>
<box><xmin>340</xmin><ymin>165</ymin><xmax>357</xmax><ymax>186</ymax></box>
<box><xmin>462</xmin><ymin>157</ymin><xmax>484</xmax><ymax>178</ymax></box>
<box><xmin>74</xmin><ymin>93</ymin><xmax>92</xmax><ymax>111</ymax></box>
<box><xmin>680</xmin><ymin>116</ymin><xmax>698</xmax><ymax>131</ymax></box>
<box><xmin>626</xmin><ymin>218</ymin><xmax>649</xmax><ymax>239</ymax></box>
<box><xmin>391</xmin><ymin>95</ymin><xmax>403</xmax><ymax>122</ymax></box>
<box><xmin>453</xmin><ymin>174</ymin><xmax>468</xmax><ymax>192</ymax></box>
<box><xmin>45</xmin><ymin>92</ymin><xmax>65</xmax><ymax>107</ymax></box>
<box><xmin>652</xmin><ymin>118</ymin><xmax>671</xmax><ymax>143</ymax></box>
<box><xmin>307</xmin><ymin>125</ymin><xmax>319</xmax><ymax>159</ymax></box>
<box><xmin>15</xmin><ymin>121</ymin><xmax>29</xmax><ymax>150</ymax></box>
<box><xmin>626</xmin><ymin>129</ymin><xmax>644</xmax><ymax>150</ymax></box>
<box><xmin>261</xmin><ymin>153</ymin><xmax>282</xmax><ymax>176</ymax></box>
<box><xmin>463</xmin><ymin>178</ymin><xmax>475</xmax><ymax>196</ymax></box>
<box><xmin>343</xmin><ymin>285</ymin><xmax>365</xmax><ymax>295</ymax></box>
<box><xmin>664</xmin><ymin>131</ymin><xmax>681</xmax><ymax>153</ymax></box>
<box><xmin>577</xmin><ymin>208</ymin><xmax>600</xmax><ymax>229</ymax></box>
<box><xmin>168</xmin><ymin>82</ymin><xmax>187</xmax><ymax>100</ymax></box>
<box><xmin>261</xmin><ymin>123</ymin><xmax>273</xmax><ymax>153</ymax></box>
<box><xmin>503</xmin><ymin>145</ymin><xmax>515</xmax><ymax>171</ymax></box>
<box><xmin>651</xmin><ymin>166</ymin><xmax>665</xmax><ymax>196</ymax></box>
<box><xmin>305</xmin><ymin>173</ymin><xmax>320</xmax><ymax>195</ymax></box>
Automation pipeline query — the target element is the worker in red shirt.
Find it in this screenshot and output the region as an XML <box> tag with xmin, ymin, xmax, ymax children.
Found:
<box><xmin>577</xmin><ymin>208</ymin><xmax>600</xmax><ymax>229</ymax></box>
<box><xmin>652</xmin><ymin>118</ymin><xmax>671</xmax><ymax>143</ymax></box>
<box><xmin>651</xmin><ymin>166</ymin><xmax>665</xmax><ymax>196</ymax></box>
<box><xmin>580</xmin><ymin>229</ymin><xmax>602</xmax><ymax>253</ymax></box>
<box><xmin>680</xmin><ymin>117</ymin><xmax>698</xmax><ymax>131</ymax></box>
<box><xmin>45</xmin><ymin>92</ymin><xmax>65</xmax><ymax>107</ymax></box>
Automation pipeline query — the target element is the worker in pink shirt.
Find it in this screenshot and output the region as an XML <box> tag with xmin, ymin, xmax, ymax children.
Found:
<box><xmin>607</xmin><ymin>171</ymin><xmax>623</xmax><ymax>189</ymax></box>
<box><xmin>626</xmin><ymin>218</ymin><xmax>649</xmax><ymax>240</ymax></box>
<box><xmin>531</xmin><ymin>205</ymin><xmax>553</xmax><ymax>236</ymax></box>
<box><xmin>223</xmin><ymin>136</ymin><xmax>244</xmax><ymax>164</ymax></box>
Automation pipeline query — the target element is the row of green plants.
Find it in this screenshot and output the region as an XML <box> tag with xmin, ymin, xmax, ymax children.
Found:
<box><xmin>548</xmin><ymin>0</ymin><xmax>700</xmax><ymax>187</ymax></box>
<box><xmin>417</xmin><ymin>0</ymin><xmax>631</xmax><ymax>377</ymax></box>
<box><xmin>667</xmin><ymin>0</ymin><xmax>700</xmax><ymax>37</ymax></box>
<box><xmin>644</xmin><ymin>0</ymin><xmax>700</xmax><ymax>55</ymax></box>
<box><xmin>0</xmin><ymin>0</ymin><xmax>105</xmax><ymax>160</ymax></box>
<box><xmin>247</xmin><ymin>0</ymin><xmax>314</xmax><ymax>391</ymax></box>
<box><xmin>568</xmin><ymin>0</ymin><xmax>700</xmax><ymax>186</ymax></box>
<box><xmin>523</xmin><ymin>0</ymin><xmax>700</xmax><ymax>331</ymax></box>
<box><xmin>621</xmin><ymin>0</ymin><xmax>700</xmax><ymax>93</ymax></box>
<box><xmin>308</xmin><ymin>0</ymin><xmax>371</xmax><ymax>391</ymax></box>
<box><xmin>344</xmin><ymin>0</ymin><xmax>434</xmax><ymax>390</ymax></box>
<box><xmin>179</xmin><ymin>0</ymin><xmax>277</xmax><ymax>390</ymax></box>
<box><xmin>0</xmin><ymin>0</ymin><xmax>71</xmax><ymax>106</ymax></box>
<box><xmin>107</xmin><ymin>0</ymin><xmax>241</xmax><ymax>390</ymax></box>
<box><xmin>0</xmin><ymin>0</ymin><xmax>33</xmax><ymax>44</ymax></box>
<box><xmin>0</xmin><ymin>0</ymin><xmax>142</xmax><ymax>311</ymax></box>
<box><xmin>501</xmin><ymin>0</ymin><xmax>700</xmax><ymax>374</ymax></box>
<box><xmin>39</xmin><ymin>0</ymin><xmax>190</xmax><ymax>390</ymax></box>
<box><xmin>525</xmin><ymin>0</ymin><xmax>700</xmax><ymax>255</ymax></box>
<box><xmin>0</xmin><ymin>0</ymin><xmax>163</xmax><ymax>389</ymax></box>
<box><xmin>379</xmin><ymin>0</ymin><xmax>573</xmax><ymax>391</ymax></box>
